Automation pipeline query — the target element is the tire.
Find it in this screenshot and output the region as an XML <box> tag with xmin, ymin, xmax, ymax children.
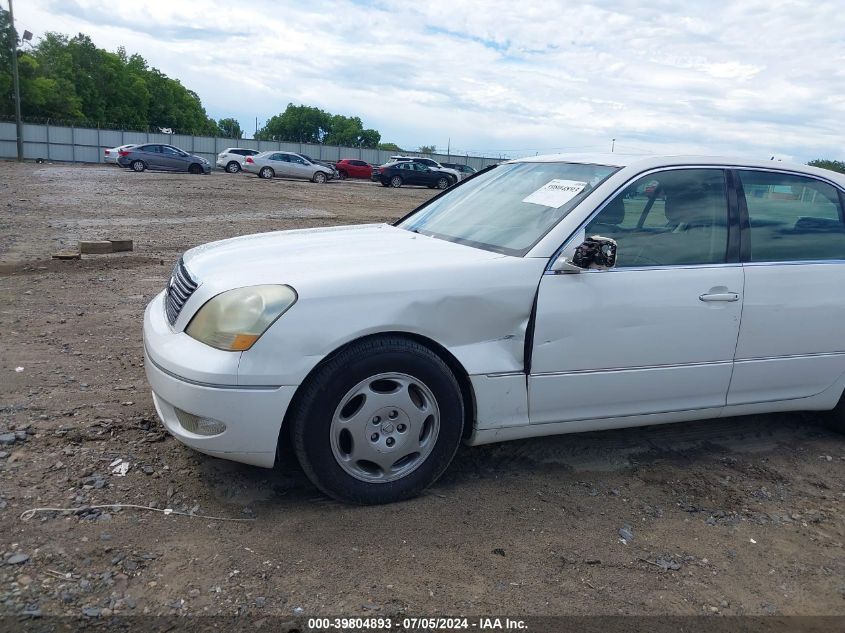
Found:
<box><xmin>390</xmin><ymin>175</ymin><xmax>403</xmax><ymax>188</ymax></box>
<box><xmin>337</xmin><ymin>171</ymin><xmax>347</xmax><ymax>180</ymax></box>
<box><xmin>380</xmin><ymin>181</ymin><xmax>389</xmax><ymax>187</ymax></box>
<box><xmin>226</xmin><ymin>161</ymin><xmax>241</xmax><ymax>173</ymax></box>
<box><xmin>188</xmin><ymin>163</ymin><xmax>203</xmax><ymax>175</ymax></box>
<box><xmin>130</xmin><ymin>160</ymin><xmax>146</xmax><ymax>172</ymax></box>
<box><xmin>259</xmin><ymin>167</ymin><xmax>274</xmax><ymax>179</ymax></box>
<box><xmin>313</xmin><ymin>171</ymin><xmax>328</xmax><ymax>184</ymax></box>
<box><xmin>436</xmin><ymin>176</ymin><xmax>450</xmax><ymax>190</ymax></box>
<box><xmin>823</xmin><ymin>392</ymin><xmax>845</xmax><ymax>433</ymax></box>
<box><xmin>290</xmin><ymin>336</ymin><xmax>464</xmax><ymax>504</ymax></box>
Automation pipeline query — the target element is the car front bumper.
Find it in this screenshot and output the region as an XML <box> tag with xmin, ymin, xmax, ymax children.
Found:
<box><xmin>143</xmin><ymin>293</ymin><xmax>296</xmax><ymax>468</ymax></box>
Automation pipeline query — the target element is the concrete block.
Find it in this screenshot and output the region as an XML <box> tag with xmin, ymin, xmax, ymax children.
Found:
<box><xmin>79</xmin><ymin>241</ymin><xmax>113</xmax><ymax>254</ymax></box>
<box><xmin>109</xmin><ymin>239</ymin><xmax>133</xmax><ymax>252</ymax></box>
<box><xmin>52</xmin><ymin>250</ymin><xmax>81</xmax><ymax>260</ymax></box>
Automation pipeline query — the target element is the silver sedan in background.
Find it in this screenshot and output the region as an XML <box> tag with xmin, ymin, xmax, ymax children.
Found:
<box><xmin>244</xmin><ymin>151</ymin><xmax>336</xmax><ymax>183</ymax></box>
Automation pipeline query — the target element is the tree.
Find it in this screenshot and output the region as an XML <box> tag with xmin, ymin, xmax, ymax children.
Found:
<box><xmin>418</xmin><ymin>144</ymin><xmax>436</xmax><ymax>154</ymax></box>
<box><xmin>808</xmin><ymin>159</ymin><xmax>845</xmax><ymax>175</ymax></box>
<box><xmin>0</xmin><ymin>27</ymin><xmax>219</xmax><ymax>133</ymax></box>
<box><xmin>217</xmin><ymin>117</ymin><xmax>242</xmax><ymax>139</ymax></box>
<box><xmin>256</xmin><ymin>103</ymin><xmax>381</xmax><ymax>148</ymax></box>
<box><xmin>377</xmin><ymin>142</ymin><xmax>403</xmax><ymax>152</ymax></box>
<box><xmin>0</xmin><ymin>7</ymin><xmax>16</xmax><ymax>117</ymax></box>
<box><xmin>256</xmin><ymin>104</ymin><xmax>331</xmax><ymax>142</ymax></box>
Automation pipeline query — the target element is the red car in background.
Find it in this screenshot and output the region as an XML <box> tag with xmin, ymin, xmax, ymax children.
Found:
<box><xmin>335</xmin><ymin>158</ymin><xmax>373</xmax><ymax>180</ymax></box>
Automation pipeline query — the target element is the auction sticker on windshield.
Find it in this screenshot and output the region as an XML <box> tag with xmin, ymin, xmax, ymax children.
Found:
<box><xmin>522</xmin><ymin>179</ymin><xmax>587</xmax><ymax>208</ymax></box>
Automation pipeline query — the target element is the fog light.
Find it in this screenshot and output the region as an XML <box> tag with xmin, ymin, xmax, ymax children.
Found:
<box><xmin>174</xmin><ymin>409</ymin><xmax>226</xmax><ymax>436</ymax></box>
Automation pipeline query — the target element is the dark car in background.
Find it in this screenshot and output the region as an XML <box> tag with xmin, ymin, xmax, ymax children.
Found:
<box><xmin>372</xmin><ymin>161</ymin><xmax>453</xmax><ymax>189</ymax></box>
<box><xmin>117</xmin><ymin>144</ymin><xmax>211</xmax><ymax>174</ymax></box>
<box><xmin>441</xmin><ymin>163</ymin><xmax>477</xmax><ymax>180</ymax></box>
<box><xmin>335</xmin><ymin>158</ymin><xmax>373</xmax><ymax>180</ymax></box>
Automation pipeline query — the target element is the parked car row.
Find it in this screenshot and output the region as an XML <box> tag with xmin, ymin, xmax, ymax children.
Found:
<box><xmin>104</xmin><ymin>142</ymin><xmax>479</xmax><ymax>187</ymax></box>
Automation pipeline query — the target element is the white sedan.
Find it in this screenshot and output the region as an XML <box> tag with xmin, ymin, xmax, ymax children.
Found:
<box><xmin>143</xmin><ymin>154</ymin><xmax>845</xmax><ymax>503</ymax></box>
<box><xmin>103</xmin><ymin>144</ymin><xmax>136</xmax><ymax>164</ymax></box>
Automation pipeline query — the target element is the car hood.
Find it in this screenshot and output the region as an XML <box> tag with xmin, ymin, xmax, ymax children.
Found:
<box><xmin>182</xmin><ymin>223</ymin><xmax>505</xmax><ymax>290</ymax></box>
<box><xmin>176</xmin><ymin>223</ymin><xmax>546</xmax><ymax>382</ymax></box>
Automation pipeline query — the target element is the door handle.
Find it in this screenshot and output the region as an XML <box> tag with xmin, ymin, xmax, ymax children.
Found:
<box><xmin>699</xmin><ymin>292</ymin><xmax>739</xmax><ymax>302</ymax></box>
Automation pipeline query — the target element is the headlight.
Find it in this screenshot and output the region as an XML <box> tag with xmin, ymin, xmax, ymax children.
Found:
<box><xmin>185</xmin><ymin>285</ymin><xmax>297</xmax><ymax>351</ymax></box>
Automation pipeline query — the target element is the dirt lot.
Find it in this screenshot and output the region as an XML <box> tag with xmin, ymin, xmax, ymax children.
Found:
<box><xmin>0</xmin><ymin>161</ymin><xmax>843</xmax><ymax>623</ymax></box>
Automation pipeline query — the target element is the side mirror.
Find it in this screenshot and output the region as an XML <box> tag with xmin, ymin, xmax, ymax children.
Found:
<box><xmin>551</xmin><ymin>235</ymin><xmax>618</xmax><ymax>273</ymax></box>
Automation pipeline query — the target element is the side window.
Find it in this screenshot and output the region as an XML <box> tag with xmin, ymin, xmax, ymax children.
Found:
<box><xmin>738</xmin><ymin>170</ymin><xmax>845</xmax><ymax>262</ymax></box>
<box><xmin>585</xmin><ymin>169</ymin><xmax>729</xmax><ymax>267</ymax></box>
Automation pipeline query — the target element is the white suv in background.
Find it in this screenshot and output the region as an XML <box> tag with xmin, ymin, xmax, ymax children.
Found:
<box><xmin>390</xmin><ymin>156</ymin><xmax>461</xmax><ymax>184</ymax></box>
<box><xmin>217</xmin><ymin>148</ymin><xmax>260</xmax><ymax>173</ymax></box>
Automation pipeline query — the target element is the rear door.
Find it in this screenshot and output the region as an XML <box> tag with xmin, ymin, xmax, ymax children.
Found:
<box><xmin>728</xmin><ymin>169</ymin><xmax>845</xmax><ymax>404</ymax></box>
<box><xmin>140</xmin><ymin>145</ymin><xmax>164</xmax><ymax>169</ymax></box>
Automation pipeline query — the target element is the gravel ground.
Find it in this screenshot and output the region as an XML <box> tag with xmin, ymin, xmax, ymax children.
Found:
<box><xmin>0</xmin><ymin>161</ymin><xmax>843</xmax><ymax>622</ymax></box>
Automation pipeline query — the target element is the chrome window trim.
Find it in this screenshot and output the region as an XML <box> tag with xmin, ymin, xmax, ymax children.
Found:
<box><xmin>543</xmin><ymin>262</ymin><xmax>742</xmax><ymax>275</ymax></box>
<box><xmin>743</xmin><ymin>259</ymin><xmax>845</xmax><ymax>267</ymax></box>
<box><xmin>545</xmin><ymin>163</ymin><xmax>845</xmax><ymax>273</ymax></box>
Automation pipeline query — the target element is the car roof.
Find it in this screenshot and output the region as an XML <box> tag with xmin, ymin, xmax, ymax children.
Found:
<box><xmin>510</xmin><ymin>153</ymin><xmax>845</xmax><ymax>184</ymax></box>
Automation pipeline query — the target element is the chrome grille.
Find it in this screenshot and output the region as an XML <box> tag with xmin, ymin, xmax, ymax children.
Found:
<box><xmin>164</xmin><ymin>258</ymin><xmax>198</xmax><ymax>326</ymax></box>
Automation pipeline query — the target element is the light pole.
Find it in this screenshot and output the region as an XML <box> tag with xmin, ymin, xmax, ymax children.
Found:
<box><xmin>7</xmin><ymin>0</ymin><xmax>23</xmax><ymax>161</ymax></box>
<box><xmin>611</xmin><ymin>138</ymin><xmax>616</xmax><ymax>153</ymax></box>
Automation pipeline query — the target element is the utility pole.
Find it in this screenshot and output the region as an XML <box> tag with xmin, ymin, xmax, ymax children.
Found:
<box><xmin>611</xmin><ymin>138</ymin><xmax>616</xmax><ymax>153</ymax></box>
<box><xmin>8</xmin><ymin>0</ymin><xmax>23</xmax><ymax>161</ymax></box>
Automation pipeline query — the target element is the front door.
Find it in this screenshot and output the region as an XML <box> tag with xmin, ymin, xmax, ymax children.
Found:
<box><xmin>529</xmin><ymin>168</ymin><xmax>744</xmax><ymax>425</ymax></box>
<box><xmin>289</xmin><ymin>155</ymin><xmax>313</xmax><ymax>180</ymax></box>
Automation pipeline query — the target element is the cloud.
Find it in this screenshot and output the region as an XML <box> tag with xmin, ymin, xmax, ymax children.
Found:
<box><xmin>13</xmin><ymin>0</ymin><xmax>845</xmax><ymax>161</ymax></box>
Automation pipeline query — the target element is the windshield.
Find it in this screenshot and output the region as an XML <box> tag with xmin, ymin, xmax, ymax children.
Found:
<box><xmin>397</xmin><ymin>161</ymin><xmax>619</xmax><ymax>256</ymax></box>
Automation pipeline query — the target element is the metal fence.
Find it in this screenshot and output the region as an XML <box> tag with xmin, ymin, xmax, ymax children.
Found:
<box><xmin>0</xmin><ymin>122</ymin><xmax>502</xmax><ymax>171</ymax></box>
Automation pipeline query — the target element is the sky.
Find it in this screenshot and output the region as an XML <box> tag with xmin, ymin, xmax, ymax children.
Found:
<box><xmin>13</xmin><ymin>0</ymin><xmax>845</xmax><ymax>161</ymax></box>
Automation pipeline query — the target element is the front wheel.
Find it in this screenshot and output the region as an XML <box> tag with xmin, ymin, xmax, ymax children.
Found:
<box><xmin>259</xmin><ymin>167</ymin><xmax>274</xmax><ymax>179</ymax></box>
<box><xmin>290</xmin><ymin>336</ymin><xmax>464</xmax><ymax>504</ymax></box>
<box><xmin>436</xmin><ymin>177</ymin><xmax>449</xmax><ymax>189</ymax></box>
<box><xmin>188</xmin><ymin>163</ymin><xmax>203</xmax><ymax>175</ymax></box>
<box><xmin>390</xmin><ymin>175</ymin><xmax>403</xmax><ymax>188</ymax></box>
<box><xmin>130</xmin><ymin>160</ymin><xmax>146</xmax><ymax>172</ymax></box>
<box><xmin>313</xmin><ymin>171</ymin><xmax>328</xmax><ymax>184</ymax></box>
<box><xmin>337</xmin><ymin>171</ymin><xmax>347</xmax><ymax>180</ymax></box>
<box><xmin>226</xmin><ymin>161</ymin><xmax>241</xmax><ymax>173</ymax></box>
